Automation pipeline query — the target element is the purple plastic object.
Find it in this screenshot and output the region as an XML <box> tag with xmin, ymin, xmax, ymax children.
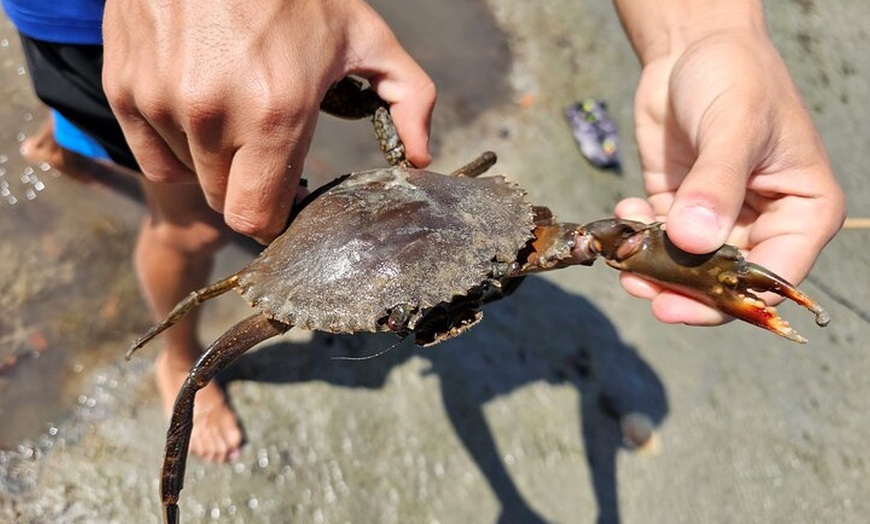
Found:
<box><xmin>565</xmin><ymin>99</ymin><xmax>621</xmax><ymax>170</ymax></box>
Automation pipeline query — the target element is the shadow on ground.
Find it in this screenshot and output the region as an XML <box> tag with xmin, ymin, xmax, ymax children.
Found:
<box><xmin>220</xmin><ymin>276</ymin><xmax>668</xmax><ymax>523</ymax></box>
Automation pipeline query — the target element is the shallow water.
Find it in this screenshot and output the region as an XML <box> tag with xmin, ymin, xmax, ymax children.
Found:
<box><xmin>0</xmin><ymin>23</ymin><xmax>142</xmax><ymax>446</ymax></box>
<box><xmin>0</xmin><ymin>151</ymin><xmax>146</xmax><ymax>447</ymax></box>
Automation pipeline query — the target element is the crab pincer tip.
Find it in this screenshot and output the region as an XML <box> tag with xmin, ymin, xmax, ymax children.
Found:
<box><xmin>815</xmin><ymin>309</ymin><xmax>831</xmax><ymax>327</ymax></box>
<box><xmin>125</xmin><ymin>339</ymin><xmax>146</xmax><ymax>360</ymax></box>
<box><xmin>765</xmin><ymin>312</ymin><xmax>808</xmax><ymax>344</ymax></box>
<box><xmin>782</xmin><ymin>329</ymin><xmax>809</xmax><ymax>345</ymax></box>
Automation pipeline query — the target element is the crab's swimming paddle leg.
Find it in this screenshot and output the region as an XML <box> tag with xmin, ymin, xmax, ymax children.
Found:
<box><xmin>126</xmin><ymin>275</ymin><xmax>241</xmax><ymax>359</ymax></box>
<box><xmin>161</xmin><ymin>313</ymin><xmax>290</xmax><ymax>524</ymax></box>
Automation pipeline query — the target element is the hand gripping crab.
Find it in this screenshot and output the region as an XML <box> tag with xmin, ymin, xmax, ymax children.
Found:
<box><xmin>128</xmin><ymin>78</ymin><xmax>830</xmax><ymax>523</ymax></box>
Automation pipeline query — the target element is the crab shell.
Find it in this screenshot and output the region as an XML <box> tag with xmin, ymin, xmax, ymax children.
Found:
<box><xmin>235</xmin><ymin>167</ymin><xmax>534</xmax><ymax>339</ymax></box>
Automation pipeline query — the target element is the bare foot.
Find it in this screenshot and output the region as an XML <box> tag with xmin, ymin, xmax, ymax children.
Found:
<box><xmin>21</xmin><ymin>117</ymin><xmax>102</xmax><ymax>184</ymax></box>
<box><xmin>155</xmin><ymin>348</ymin><xmax>244</xmax><ymax>463</ymax></box>
<box><xmin>21</xmin><ymin>117</ymin><xmax>142</xmax><ymax>201</ymax></box>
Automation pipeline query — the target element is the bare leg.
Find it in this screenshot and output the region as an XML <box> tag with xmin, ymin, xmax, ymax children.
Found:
<box><xmin>135</xmin><ymin>178</ymin><xmax>242</xmax><ymax>463</ymax></box>
<box><xmin>20</xmin><ymin>116</ymin><xmax>89</xmax><ymax>179</ymax></box>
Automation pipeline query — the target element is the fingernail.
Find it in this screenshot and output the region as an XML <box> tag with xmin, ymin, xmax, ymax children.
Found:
<box><xmin>677</xmin><ymin>205</ymin><xmax>724</xmax><ymax>250</ymax></box>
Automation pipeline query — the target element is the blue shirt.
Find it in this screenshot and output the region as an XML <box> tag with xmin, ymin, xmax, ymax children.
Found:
<box><xmin>1</xmin><ymin>0</ymin><xmax>104</xmax><ymax>45</ymax></box>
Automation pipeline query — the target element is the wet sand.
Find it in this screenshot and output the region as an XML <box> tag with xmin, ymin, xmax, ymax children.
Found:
<box><xmin>1</xmin><ymin>1</ymin><xmax>869</xmax><ymax>523</ymax></box>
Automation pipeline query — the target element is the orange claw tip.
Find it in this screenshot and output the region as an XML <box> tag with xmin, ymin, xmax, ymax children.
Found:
<box><xmin>750</xmin><ymin>301</ymin><xmax>832</xmax><ymax>343</ymax></box>
<box><xmin>730</xmin><ymin>294</ymin><xmax>811</xmax><ymax>344</ymax></box>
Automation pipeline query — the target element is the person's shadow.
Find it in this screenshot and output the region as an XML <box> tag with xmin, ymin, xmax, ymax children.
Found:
<box><xmin>221</xmin><ymin>276</ymin><xmax>668</xmax><ymax>524</ymax></box>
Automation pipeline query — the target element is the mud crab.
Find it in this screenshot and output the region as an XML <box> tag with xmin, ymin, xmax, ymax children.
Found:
<box><xmin>127</xmin><ymin>78</ymin><xmax>829</xmax><ymax>523</ymax></box>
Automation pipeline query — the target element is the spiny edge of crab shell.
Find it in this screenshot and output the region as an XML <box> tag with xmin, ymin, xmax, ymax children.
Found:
<box><xmin>235</xmin><ymin>167</ymin><xmax>535</xmax><ymax>334</ymax></box>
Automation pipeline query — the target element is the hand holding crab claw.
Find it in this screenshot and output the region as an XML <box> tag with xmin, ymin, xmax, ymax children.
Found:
<box><xmin>570</xmin><ymin>217</ymin><xmax>830</xmax><ymax>343</ymax></box>
<box><xmin>611</xmin><ymin>0</ymin><xmax>846</xmax><ymax>329</ymax></box>
<box><xmin>613</xmin><ymin>198</ymin><xmax>838</xmax><ymax>336</ymax></box>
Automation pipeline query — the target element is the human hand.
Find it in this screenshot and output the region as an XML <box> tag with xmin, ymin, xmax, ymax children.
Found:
<box><xmin>614</xmin><ymin>8</ymin><xmax>845</xmax><ymax>326</ymax></box>
<box><xmin>102</xmin><ymin>0</ymin><xmax>435</xmax><ymax>243</ymax></box>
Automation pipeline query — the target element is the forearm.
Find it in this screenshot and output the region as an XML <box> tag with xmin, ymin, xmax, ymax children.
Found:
<box><xmin>612</xmin><ymin>0</ymin><xmax>768</xmax><ymax>64</ymax></box>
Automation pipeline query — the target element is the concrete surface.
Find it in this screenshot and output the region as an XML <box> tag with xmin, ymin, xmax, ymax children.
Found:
<box><xmin>1</xmin><ymin>0</ymin><xmax>868</xmax><ymax>523</ymax></box>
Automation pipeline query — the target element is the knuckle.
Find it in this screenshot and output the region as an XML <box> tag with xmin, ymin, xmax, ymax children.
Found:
<box><xmin>138</xmin><ymin>155</ymin><xmax>193</xmax><ymax>184</ymax></box>
<box><xmin>101</xmin><ymin>57</ymin><xmax>131</xmax><ymax>105</ymax></box>
<box><xmin>101</xmin><ymin>76</ymin><xmax>127</xmax><ymax>109</ymax></box>
<box><xmin>134</xmin><ymin>89</ymin><xmax>174</xmax><ymax>126</ymax></box>
<box><xmin>103</xmin><ymin>79</ymin><xmax>138</xmax><ymax>120</ymax></box>
<box><xmin>141</xmin><ymin>166</ymin><xmax>181</xmax><ymax>183</ymax></box>
<box><xmin>177</xmin><ymin>82</ymin><xmax>225</xmax><ymax>134</ymax></box>
<box><xmin>250</xmin><ymin>84</ymin><xmax>311</xmax><ymax>134</ymax></box>
<box><xmin>184</xmin><ymin>102</ymin><xmax>224</xmax><ymax>137</ymax></box>
<box><xmin>416</xmin><ymin>77</ymin><xmax>437</xmax><ymax>104</ymax></box>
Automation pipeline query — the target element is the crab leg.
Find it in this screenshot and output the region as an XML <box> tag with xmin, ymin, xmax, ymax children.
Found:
<box><xmin>579</xmin><ymin>219</ymin><xmax>830</xmax><ymax>342</ymax></box>
<box><xmin>451</xmin><ymin>151</ymin><xmax>498</xmax><ymax>178</ymax></box>
<box><xmin>320</xmin><ymin>77</ymin><xmax>408</xmax><ymax>167</ymax></box>
<box><xmin>126</xmin><ymin>275</ymin><xmax>240</xmax><ymax>359</ymax></box>
<box><xmin>510</xmin><ymin>216</ymin><xmax>830</xmax><ymax>343</ymax></box>
<box><xmin>161</xmin><ymin>313</ymin><xmax>290</xmax><ymax>524</ymax></box>
<box><xmin>508</xmin><ymin>206</ymin><xmax>597</xmax><ymax>273</ymax></box>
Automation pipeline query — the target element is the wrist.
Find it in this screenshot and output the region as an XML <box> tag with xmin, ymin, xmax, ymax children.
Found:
<box><xmin>613</xmin><ymin>0</ymin><xmax>768</xmax><ymax>64</ymax></box>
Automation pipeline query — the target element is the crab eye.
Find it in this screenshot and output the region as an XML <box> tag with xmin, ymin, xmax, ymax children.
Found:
<box><xmin>385</xmin><ymin>304</ymin><xmax>412</xmax><ymax>333</ymax></box>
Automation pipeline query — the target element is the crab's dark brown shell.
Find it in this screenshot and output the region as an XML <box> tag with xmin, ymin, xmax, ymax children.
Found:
<box><xmin>235</xmin><ymin>167</ymin><xmax>534</xmax><ymax>334</ymax></box>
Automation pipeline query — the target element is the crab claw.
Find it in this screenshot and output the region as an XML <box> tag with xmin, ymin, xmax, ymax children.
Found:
<box><xmin>578</xmin><ymin>219</ymin><xmax>830</xmax><ymax>344</ymax></box>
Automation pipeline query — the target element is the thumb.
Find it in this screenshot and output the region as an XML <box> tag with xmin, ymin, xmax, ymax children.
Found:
<box><xmin>665</xmin><ymin>116</ymin><xmax>759</xmax><ymax>254</ymax></box>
